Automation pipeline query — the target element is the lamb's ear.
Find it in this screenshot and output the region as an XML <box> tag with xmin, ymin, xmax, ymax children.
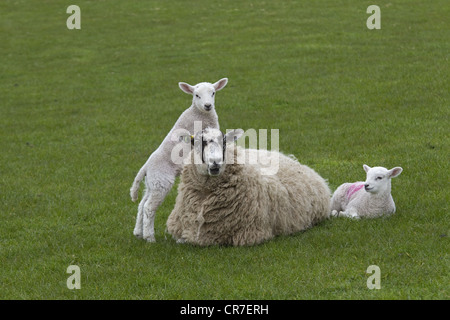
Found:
<box><xmin>179</xmin><ymin>82</ymin><xmax>195</xmax><ymax>95</ymax></box>
<box><xmin>225</xmin><ymin>129</ymin><xmax>244</xmax><ymax>142</ymax></box>
<box><xmin>213</xmin><ymin>78</ymin><xmax>228</xmax><ymax>92</ymax></box>
<box><xmin>363</xmin><ymin>164</ymin><xmax>371</xmax><ymax>173</ymax></box>
<box><xmin>388</xmin><ymin>167</ymin><xmax>403</xmax><ymax>178</ymax></box>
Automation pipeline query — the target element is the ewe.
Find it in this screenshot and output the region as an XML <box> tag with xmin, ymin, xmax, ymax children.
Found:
<box><xmin>130</xmin><ymin>79</ymin><xmax>228</xmax><ymax>242</ymax></box>
<box><xmin>330</xmin><ymin>164</ymin><xmax>403</xmax><ymax>219</ymax></box>
<box><xmin>166</xmin><ymin>128</ymin><xmax>331</xmax><ymax>246</ymax></box>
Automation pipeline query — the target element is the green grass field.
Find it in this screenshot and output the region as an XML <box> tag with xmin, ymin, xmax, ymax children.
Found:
<box><xmin>1</xmin><ymin>0</ymin><xmax>448</xmax><ymax>299</ymax></box>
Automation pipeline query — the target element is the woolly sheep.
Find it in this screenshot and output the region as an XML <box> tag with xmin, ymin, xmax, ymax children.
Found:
<box><xmin>166</xmin><ymin>128</ymin><xmax>331</xmax><ymax>246</ymax></box>
<box><xmin>130</xmin><ymin>78</ymin><xmax>228</xmax><ymax>242</ymax></box>
<box><xmin>330</xmin><ymin>164</ymin><xmax>403</xmax><ymax>219</ymax></box>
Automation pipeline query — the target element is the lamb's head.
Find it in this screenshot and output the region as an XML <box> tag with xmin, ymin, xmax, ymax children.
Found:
<box><xmin>363</xmin><ymin>165</ymin><xmax>403</xmax><ymax>194</ymax></box>
<box><xmin>190</xmin><ymin>127</ymin><xmax>244</xmax><ymax>177</ymax></box>
<box><xmin>179</xmin><ymin>78</ymin><xmax>228</xmax><ymax>113</ymax></box>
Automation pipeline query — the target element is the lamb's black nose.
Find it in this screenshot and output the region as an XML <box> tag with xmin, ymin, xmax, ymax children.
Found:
<box><xmin>204</xmin><ymin>103</ymin><xmax>212</xmax><ymax>111</ymax></box>
<box><xmin>364</xmin><ymin>184</ymin><xmax>370</xmax><ymax>190</ymax></box>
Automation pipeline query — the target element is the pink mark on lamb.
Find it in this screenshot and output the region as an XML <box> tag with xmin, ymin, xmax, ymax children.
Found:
<box><xmin>346</xmin><ymin>182</ymin><xmax>365</xmax><ymax>200</ymax></box>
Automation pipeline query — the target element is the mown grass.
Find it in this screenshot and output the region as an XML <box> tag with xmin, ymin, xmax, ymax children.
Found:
<box><xmin>0</xmin><ymin>0</ymin><xmax>448</xmax><ymax>299</ymax></box>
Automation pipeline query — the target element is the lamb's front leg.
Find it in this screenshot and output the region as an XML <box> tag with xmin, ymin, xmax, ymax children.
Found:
<box><xmin>337</xmin><ymin>207</ymin><xmax>361</xmax><ymax>219</ymax></box>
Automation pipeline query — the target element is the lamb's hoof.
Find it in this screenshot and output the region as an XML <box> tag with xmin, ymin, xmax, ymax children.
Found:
<box><xmin>343</xmin><ymin>211</ymin><xmax>361</xmax><ymax>220</ymax></box>
<box><xmin>331</xmin><ymin>210</ymin><xmax>339</xmax><ymax>217</ymax></box>
<box><xmin>176</xmin><ymin>238</ymin><xmax>186</xmax><ymax>244</ymax></box>
<box><xmin>144</xmin><ymin>235</ymin><xmax>156</xmax><ymax>243</ymax></box>
<box><xmin>133</xmin><ymin>230</ymin><xmax>143</xmax><ymax>239</ymax></box>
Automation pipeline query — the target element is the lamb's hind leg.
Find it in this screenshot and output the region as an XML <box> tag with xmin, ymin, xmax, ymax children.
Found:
<box><xmin>142</xmin><ymin>183</ymin><xmax>173</xmax><ymax>242</ymax></box>
<box><xmin>133</xmin><ymin>191</ymin><xmax>149</xmax><ymax>239</ymax></box>
<box><xmin>330</xmin><ymin>184</ymin><xmax>347</xmax><ymax>217</ymax></box>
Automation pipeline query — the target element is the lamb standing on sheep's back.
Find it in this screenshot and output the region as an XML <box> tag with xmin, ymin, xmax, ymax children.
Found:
<box><xmin>130</xmin><ymin>78</ymin><xmax>228</xmax><ymax>242</ymax></box>
<box><xmin>166</xmin><ymin>128</ymin><xmax>331</xmax><ymax>246</ymax></box>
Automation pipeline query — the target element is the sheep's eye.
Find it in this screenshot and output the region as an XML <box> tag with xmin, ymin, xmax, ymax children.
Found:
<box><xmin>196</xmin><ymin>94</ymin><xmax>200</xmax><ymax>99</ymax></box>
<box><xmin>376</xmin><ymin>176</ymin><xmax>383</xmax><ymax>180</ymax></box>
<box><xmin>212</xmin><ymin>92</ymin><xmax>215</xmax><ymax>97</ymax></box>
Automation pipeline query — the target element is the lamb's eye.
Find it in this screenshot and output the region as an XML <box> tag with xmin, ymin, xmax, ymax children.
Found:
<box><xmin>196</xmin><ymin>94</ymin><xmax>200</xmax><ymax>99</ymax></box>
<box><xmin>212</xmin><ymin>92</ymin><xmax>215</xmax><ymax>97</ymax></box>
<box><xmin>376</xmin><ymin>176</ymin><xmax>383</xmax><ymax>180</ymax></box>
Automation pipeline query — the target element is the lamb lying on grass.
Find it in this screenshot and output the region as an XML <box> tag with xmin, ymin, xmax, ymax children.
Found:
<box><xmin>130</xmin><ymin>78</ymin><xmax>228</xmax><ymax>242</ymax></box>
<box><xmin>330</xmin><ymin>164</ymin><xmax>403</xmax><ymax>219</ymax></box>
<box><xmin>166</xmin><ymin>128</ymin><xmax>331</xmax><ymax>246</ymax></box>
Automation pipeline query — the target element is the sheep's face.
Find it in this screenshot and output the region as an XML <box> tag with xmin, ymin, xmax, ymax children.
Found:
<box><xmin>363</xmin><ymin>165</ymin><xmax>403</xmax><ymax>194</ymax></box>
<box><xmin>192</xmin><ymin>128</ymin><xmax>244</xmax><ymax>177</ymax></box>
<box><xmin>196</xmin><ymin>128</ymin><xmax>225</xmax><ymax>176</ymax></box>
<box><xmin>179</xmin><ymin>78</ymin><xmax>228</xmax><ymax>113</ymax></box>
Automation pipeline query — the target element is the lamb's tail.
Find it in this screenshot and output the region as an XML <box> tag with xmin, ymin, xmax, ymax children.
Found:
<box><xmin>130</xmin><ymin>166</ymin><xmax>147</xmax><ymax>202</ymax></box>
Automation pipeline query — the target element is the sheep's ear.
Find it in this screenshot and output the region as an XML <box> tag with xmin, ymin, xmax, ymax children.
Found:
<box><xmin>213</xmin><ymin>78</ymin><xmax>228</xmax><ymax>92</ymax></box>
<box><xmin>363</xmin><ymin>164</ymin><xmax>371</xmax><ymax>173</ymax></box>
<box><xmin>388</xmin><ymin>167</ymin><xmax>403</xmax><ymax>178</ymax></box>
<box><xmin>179</xmin><ymin>82</ymin><xmax>195</xmax><ymax>95</ymax></box>
<box><xmin>178</xmin><ymin>134</ymin><xmax>194</xmax><ymax>145</ymax></box>
<box><xmin>171</xmin><ymin>129</ymin><xmax>193</xmax><ymax>144</ymax></box>
<box><xmin>225</xmin><ymin>129</ymin><xmax>244</xmax><ymax>142</ymax></box>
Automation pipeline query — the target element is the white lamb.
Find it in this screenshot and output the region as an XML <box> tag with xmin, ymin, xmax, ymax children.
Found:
<box><xmin>166</xmin><ymin>128</ymin><xmax>331</xmax><ymax>246</ymax></box>
<box><xmin>330</xmin><ymin>164</ymin><xmax>403</xmax><ymax>219</ymax></box>
<box><xmin>130</xmin><ymin>78</ymin><xmax>228</xmax><ymax>242</ymax></box>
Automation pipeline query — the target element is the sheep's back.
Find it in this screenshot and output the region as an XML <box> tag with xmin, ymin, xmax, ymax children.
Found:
<box><xmin>264</xmin><ymin>151</ymin><xmax>331</xmax><ymax>235</ymax></box>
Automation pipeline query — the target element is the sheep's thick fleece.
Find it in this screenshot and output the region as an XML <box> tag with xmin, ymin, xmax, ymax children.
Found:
<box><xmin>166</xmin><ymin>146</ymin><xmax>331</xmax><ymax>246</ymax></box>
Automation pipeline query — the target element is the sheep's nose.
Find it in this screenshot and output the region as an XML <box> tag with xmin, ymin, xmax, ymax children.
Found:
<box><xmin>209</xmin><ymin>163</ymin><xmax>221</xmax><ymax>175</ymax></box>
<box><xmin>204</xmin><ymin>103</ymin><xmax>212</xmax><ymax>110</ymax></box>
<box><xmin>364</xmin><ymin>184</ymin><xmax>370</xmax><ymax>190</ymax></box>
<box><xmin>210</xmin><ymin>161</ymin><xmax>221</xmax><ymax>168</ymax></box>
